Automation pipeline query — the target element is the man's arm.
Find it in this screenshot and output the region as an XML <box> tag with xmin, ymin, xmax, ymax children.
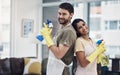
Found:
<box><xmin>40</xmin><ymin>23</ymin><xmax>70</xmax><ymax>59</ymax></box>
<box><xmin>49</xmin><ymin>44</ymin><xmax>70</xmax><ymax>59</ymax></box>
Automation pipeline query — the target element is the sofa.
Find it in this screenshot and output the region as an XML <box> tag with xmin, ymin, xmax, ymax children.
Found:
<box><xmin>0</xmin><ymin>57</ymin><xmax>41</xmax><ymax>75</ymax></box>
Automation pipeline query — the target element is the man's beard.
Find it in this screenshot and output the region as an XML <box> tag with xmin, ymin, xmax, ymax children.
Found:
<box><xmin>58</xmin><ymin>18</ymin><xmax>69</xmax><ymax>25</ymax></box>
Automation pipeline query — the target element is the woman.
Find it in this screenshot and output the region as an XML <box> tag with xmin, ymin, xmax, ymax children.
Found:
<box><xmin>72</xmin><ymin>18</ymin><xmax>106</xmax><ymax>75</ymax></box>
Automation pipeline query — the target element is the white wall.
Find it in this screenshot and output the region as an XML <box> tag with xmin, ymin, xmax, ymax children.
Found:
<box><xmin>11</xmin><ymin>0</ymin><xmax>41</xmax><ymax>58</ymax></box>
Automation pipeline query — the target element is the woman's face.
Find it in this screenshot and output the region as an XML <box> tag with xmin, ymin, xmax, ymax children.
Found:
<box><xmin>76</xmin><ymin>21</ymin><xmax>89</xmax><ymax>35</ymax></box>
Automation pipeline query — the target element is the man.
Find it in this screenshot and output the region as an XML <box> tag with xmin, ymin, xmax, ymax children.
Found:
<box><xmin>40</xmin><ymin>2</ymin><xmax>77</xmax><ymax>75</ymax></box>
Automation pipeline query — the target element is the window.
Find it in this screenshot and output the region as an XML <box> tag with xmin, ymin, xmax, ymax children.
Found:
<box><xmin>109</xmin><ymin>20</ymin><xmax>118</xmax><ymax>30</ymax></box>
<box><xmin>0</xmin><ymin>0</ymin><xmax>11</xmax><ymax>58</ymax></box>
<box><xmin>43</xmin><ymin>0</ymin><xmax>60</xmax><ymax>3</ymax></box>
<box><xmin>119</xmin><ymin>20</ymin><xmax>120</xmax><ymax>30</ymax></box>
<box><xmin>42</xmin><ymin>6</ymin><xmax>59</xmax><ymax>59</ymax></box>
<box><xmin>104</xmin><ymin>20</ymin><xmax>120</xmax><ymax>30</ymax></box>
<box><xmin>0</xmin><ymin>45</ymin><xmax>3</xmax><ymax>51</ymax></box>
<box><xmin>90</xmin><ymin>18</ymin><xmax>101</xmax><ymax>31</ymax></box>
<box><xmin>90</xmin><ymin>1</ymin><xmax>101</xmax><ymax>7</ymax></box>
<box><xmin>103</xmin><ymin>0</ymin><xmax>120</xmax><ymax>5</ymax></box>
<box><xmin>105</xmin><ymin>21</ymin><xmax>108</xmax><ymax>30</ymax></box>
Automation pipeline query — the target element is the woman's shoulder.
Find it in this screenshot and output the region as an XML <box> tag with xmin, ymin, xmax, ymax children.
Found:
<box><xmin>76</xmin><ymin>37</ymin><xmax>83</xmax><ymax>41</ymax></box>
<box><xmin>76</xmin><ymin>37</ymin><xmax>86</xmax><ymax>42</ymax></box>
<box><xmin>76</xmin><ymin>37</ymin><xmax>86</xmax><ymax>44</ymax></box>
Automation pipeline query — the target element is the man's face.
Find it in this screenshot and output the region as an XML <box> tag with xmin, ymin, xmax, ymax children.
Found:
<box><xmin>58</xmin><ymin>8</ymin><xmax>73</xmax><ymax>25</ymax></box>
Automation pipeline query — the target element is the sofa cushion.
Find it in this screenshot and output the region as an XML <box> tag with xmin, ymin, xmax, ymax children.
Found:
<box><xmin>0</xmin><ymin>58</ymin><xmax>11</xmax><ymax>75</ymax></box>
<box><xmin>10</xmin><ymin>58</ymin><xmax>24</xmax><ymax>75</ymax></box>
<box><xmin>23</xmin><ymin>58</ymin><xmax>41</xmax><ymax>75</ymax></box>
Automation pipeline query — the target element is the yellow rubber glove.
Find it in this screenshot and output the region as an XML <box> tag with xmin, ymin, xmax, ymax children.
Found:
<box><xmin>101</xmin><ymin>55</ymin><xmax>109</xmax><ymax>66</ymax></box>
<box><xmin>40</xmin><ymin>23</ymin><xmax>54</xmax><ymax>47</ymax></box>
<box><xmin>87</xmin><ymin>41</ymin><xmax>106</xmax><ymax>63</ymax></box>
<box><xmin>97</xmin><ymin>53</ymin><xmax>104</xmax><ymax>64</ymax></box>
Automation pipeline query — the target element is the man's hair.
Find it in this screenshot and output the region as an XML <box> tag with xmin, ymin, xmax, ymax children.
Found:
<box><xmin>59</xmin><ymin>2</ymin><xmax>74</xmax><ymax>14</ymax></box>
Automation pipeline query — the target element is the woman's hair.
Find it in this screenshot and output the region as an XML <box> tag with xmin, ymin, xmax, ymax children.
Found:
<box><xmin>59</xmin><ymin>2</ymin><xmax>74</xmax><ymax>14</ymax></box>
<box><xmin>72</xmin><ymin>18</ymin><xmax>85</xmax><ymax>37</ymax></box>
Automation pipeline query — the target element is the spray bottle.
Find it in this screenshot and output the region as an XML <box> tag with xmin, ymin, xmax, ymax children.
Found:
<box><xmin>96</xmin><ymin>39</ymin><xmax>103</xmax><ymax>45</ymax></box>
<box><xmin>36</xmin><ymin>20</ymin><xmax>53</xmax><ymax>44</ymax></box>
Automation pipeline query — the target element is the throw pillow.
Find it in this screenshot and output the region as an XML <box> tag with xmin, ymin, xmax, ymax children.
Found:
<box><xmin>10</xmin><ymin>58</ymin><xmax>24</xmax><ymax>75</ymax></box>
<box><xmin>23</xmin><ymin>58</ymin><xmax>41</xmax><ymax>75</ymax></box>
<box><xmin>0</xmin><ymin>58</ymin><xmax>11</xmax><ymax>75</ymax></box>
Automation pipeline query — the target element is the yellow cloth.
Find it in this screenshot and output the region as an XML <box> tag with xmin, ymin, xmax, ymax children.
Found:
<box><xmin>40</xmin><ymin>23</ymin><xmax>54</xmax><ymax>47</ymax></box>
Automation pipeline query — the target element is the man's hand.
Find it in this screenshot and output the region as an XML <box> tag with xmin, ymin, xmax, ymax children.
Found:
<box><xmin>40</xmin><ymin>23</ymin><xmax>52</xmax><ymax>35</ymax></box>
<box><xmin>40</xmin><ymin>23</ymin><xmax>54</xmax><ymax>47</ymax></box>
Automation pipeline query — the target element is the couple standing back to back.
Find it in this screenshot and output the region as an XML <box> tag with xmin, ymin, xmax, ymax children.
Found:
<box><xmin>40</xmin><ymin>2</ymin><xmax>106</xmax><ymax>75</ymax></box>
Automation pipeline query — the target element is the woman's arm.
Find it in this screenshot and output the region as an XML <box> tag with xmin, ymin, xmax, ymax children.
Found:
<box><xmin>76</xmin><ymin>51</ymin><xmax>90</xmax><ymax>67</ymax></box>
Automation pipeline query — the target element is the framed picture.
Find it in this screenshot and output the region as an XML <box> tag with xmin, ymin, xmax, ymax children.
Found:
<box><xmin>22</xmin><ymin>19</ymin><xmax>34</xmax><ymax>38</ymax></box>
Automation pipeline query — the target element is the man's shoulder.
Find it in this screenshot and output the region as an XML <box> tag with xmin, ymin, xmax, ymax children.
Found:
<box><xmin>64</xmin><ymin>25</ymin><xmax>76</xmax><ymax>33</ymax></box>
